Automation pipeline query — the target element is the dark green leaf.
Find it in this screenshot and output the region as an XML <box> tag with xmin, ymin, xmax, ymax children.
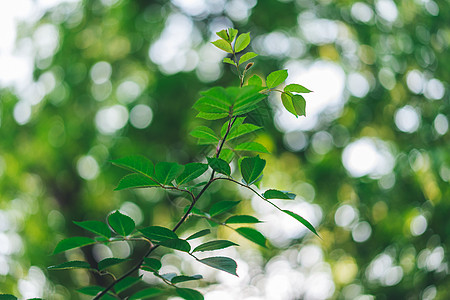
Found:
<box><xmin>157</xmin><ymin>238</ymin><xmax>191</xmax><ymax>252</ymax></box>
<box><xmin>129</xmin><ymin>288</ymin><xmax>163</xmax><ymax>300</ymax></box>
<box><xmin>186</xmin><ymin>229</ymin><xmax>211</xmax><ymax>240</ymax></box>
<box><xmin>53</xmin><ymin>237</ymin><xmax>96</xmax><ymax>254</ymax></box>
<box><xmin>225</xmin><ymin>215</ymin><xmax>261</xmax><ymax>224</ymax></box>
<box><xmin>155</xmin><ymin>162</ymin><xmax>184</xmax><ymax>185</ymax></box>
<box><xmin>216</xmin><ymin>29</ymin><xmax>229</xmax><ymax>41</ymax></box>
<box><xmin>282</xmin><ymin>210</ymin><xmax>319</xmax><ymax>237</ymax></box>
<box><xmin>0</xmin><ymin>295</ymin><xmax>17</xmax><ymax>300</ymax></box>
<box><xmin>98</xmin><ymin>258</ymin><xmax>128</xmax><ymax>271</ymax></box>
<box><xmin>198</xmin><ymin>257</ymin><xmax>238</xmax><ymax>276</ymax></box>
<box><xmin>234</xmin><ymin>32</ymin><xmax>250</xmax><ymax>53</ymax></box>
<box><xmin>111</xmin><ymin>156</ymin><xmax>155</xmax><ymax>179</ymax></box>
<box><xmin>240</xmin><ymin>155</ymin><xmax>266</xmax><ymax>185</ymax></box>
<box><xmin>263</xmin><ymin>189</ymin><xmax>296</xmax><ymax>200</ymax></box>
<box><xmin>48</xmin><ymin>260</ymin><xmax>91</xmax><ymax>270</ymax></box>
<box><xmin>248</xmin><ymin>75</ymin><xmax>263</xmax><ymax>87</ymax></box>
<box><xmin>284</xmin><ymin>83</ymin><xmax>312</xmax><ymax>93</ymax></box>
<box><xmin>223</xmin><ymin>57</ymin><xmax>236</xmax><ymax>66</ymax></box>
<box><xmin>143</xmin><ymin>257</ymin><xmax>162</xmax><ymax>271</ymax></box>
<box><xmin>193</xmin><ymin>240</ymin><xmax>238</xmax><ymax>252</ymax></box>
<box><xmin>77</xmin><ymin>286</ymin><xmax>116</xmax><ymax>300</ymax></box>
<box><xmin>232</xmin><ymin>86</ymin><xmax>267</xmax><ymax>116</ymax></box>
<box><xmin>139</xmin><ymin>226</ymin><xmax>178</xmax><ymax>241</ymax></box>
<box><xmin>73</xmin><ymin>220</ymin><xmax>111</xmax><ymax>239</ymax></box>
<box><xmin>114</xmin><ymin>173</ymin><xmax>159</xmax><ymax>191</ymax></box>
<box><xmin>292</xmin><ymin>94</ymin><xmax>306</xmax><ymax>117</ymax></box>
<box><xmin>211</xmin><ymin>39</ymin><xmax>232</xmax><ymax>53</ymax></box>
<box><xmin>108</xmin><ymin>211</ymin><xmax>135</xmax><ymax>236</ymax></box>
<box><xmin>176</xmin><ymin>163</ymin><xmax>208</xmax><ymax>185</ymax></box>
<box><xmin>281</xmin><ymin>92</ymin><xmax>297</xmax><ymax>117</ymax></box>
<box><xmin>266</xmin><ymin>69</ymin><xmax>288</xmax><ymax>88</ymax></box>
<box><xmin>176</xmin><ymin>288</ymin><xmax>204</xmax><ymax>300</ymax></box>
<box><xmin>239</xmin><ymin>52</ymin><xmax>258</xmax><ymax>65</ymax></box>
<box><xmin>228</xmin><ymin>124</ymin><xmax>262</xmax><ymax>141</ymax></box>
<box><xmin>114</xmin><ymin>276</ymin><xmax>142</xmax><ymax>293</ymax></box>
<box><xmin>209</xmin><ymin>201</ymin><xmax>240</xmax><ymax>217</ymax></box>
<box><xmin>171</xmin><ymin>275</ymin><xmax>203</xmax><ymax>284</ymax></box>
<box><xmin>207</xmin><ymin>157</ymin><xmax>231</xmax><ymax>176</ymax></box>
<box><xmin>189</xmin><ymin>126</ymin><xmax>219</xmax><ymax>144</ymax></box>
<box><xmin>160</xmin><ymin>273</ymin><xmax>177</xmax><ymax>281</ymax></box>
<box><xmin>234</xmin><ymin>142</ymin><xmax>270</xmax><ymax>153</ymax></box>
<box><xmin>235</xmin><ymin>227</ymin><xmax>267</xmax><ymax>248</ymax></box>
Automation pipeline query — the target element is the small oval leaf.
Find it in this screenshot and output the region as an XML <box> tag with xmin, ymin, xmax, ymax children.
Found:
<box><xmin>53</xmin><ymin>237</ymin><xmax>96</xmax><ymax>254</ymax></box>
<box><xmin>193</xmin><ymin>240</ymin><xmax>238</xmax><ymax>252</ymax></box>
<box><xmin>139</xmin><ymin>226</ymin><xmax>178</xmax><ymax>241</ymax></box>
<box><xmin>98</xmin><ymin>258</ymin><xmax>129</xmax><ymax>271</ymax></box>
<box><xmin>108</xmin><ymin>211</ymin><xmax>135</xmax><ymax>236</ymax></box>
<box><xmin>225</xmin><ymin>215</ymin><xmax>261</xmax><ymax>224</ymax></box>
<box><xmin>235</xmin><ymin>227</ymin><xmax>267</xmax><ymax>248</ymax></box>
<box><xmin>198</xmin><ymin>256</ymin><xmax>238</xmax><ymax>276</ymax></box>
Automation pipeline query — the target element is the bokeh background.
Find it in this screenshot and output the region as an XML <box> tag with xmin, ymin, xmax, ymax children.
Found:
<box><xmin>0</xmin><ymin>0</ymin><xmax>449</xmax><ymax>299</ymax></box>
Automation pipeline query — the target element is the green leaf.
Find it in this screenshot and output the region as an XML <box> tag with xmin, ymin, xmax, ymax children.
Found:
<box><xmin>207</xmin><ymin>157</ymin><xmax>231</xmax><ymax>176</ymax></box>
<box><xmin>216</xmin><ymin>29</ymin><xmax>229</xmax><ymax>41</ymax></box>
<box><xmin>266</xmin><ymin>69</ymin><xmax>288</xmax><ymax>88</ymax></box>
<box><xmin>284</xmin><ymin>83</ymin><xmax>312</xmax><ymax>93</ymax></box>
<box><xmin>234</xmin><ymin>142</ymin><xmax>270</xmax><ymax>153</ymax></box>
<box><xmin>139</xmin><ymin>226</ymin><xmax>178</xmax><ymax>241</ymax></box>
<box><xmin>282</xmin><ymin>210</ymin><xmax>319</xmax><ymax>237</ymax></box>
<box><xmin>143</xmin><ymin>257</ymin><xmax>162</xmax><ymax>271</ymax></box>
<box><xmin>248</xmin><ymin>75</ymin><xmax>263</xmax><ymax>87</ymax></box>
<box><xmin>114</xmin><ymin>276</ymin><xmax>142</xmax><ymax>293</ymax></box>
<box><xmin>263</xmin><ymin>189</ymin><xmax>296</xmax><ymax>200</ymax></box>
<box><xmin>114</xmin><ymin>173</ymin><xmax>159</xmax><ymax>191</ymax></box>
<box><xmin>176</xmin><ymin>163</ymin><xmax>208</xmax><ymax>185</ymax></box>
<box><xmin>225</xmin><ymin>215</ymin><xmax>261</xmax><ymax>224</ymax></box>
<box><xmin>111</xmin><ymin>156</ymin><xmax>155</xmax><ymax>179</ymax></box>
<box><xmin>155</xmin><ymin>162</ymin><xmax>184</xmax><ymax>185</ymax></box>
<box><xmin>223</xmin><ymin>57</ymin><xmax>236</xmax><ymax>66</ymax></box>
<box><xmin>198</xmin><ymin>257</ymin><xmax>238</xmax><ymax>276</ymax></box>
<box><xmin>53</xmin><ymin>237</ymin><xmax>96</xmax><ymax>254</ymax></box>
<box><xmin>218</xmin><ymin>149</ymin><xmax>234</xmax><ymax>163</ymax></box>
<box><xmin>292</xmin><ymin>94</ymin><xmax>306</xmax><ymax>117</ymax></box>
<box><xmin>189</xmin><ymin>126</ymin><xmax>219</xmax><ymax>144</ymax></box>
<box><xmin>160</xmin><ymin>273</ymin><xmax>177</xmax><ymax>281</ymax></box>
<box><xmin>232</xmin><ymin>86</ymin><xmax>267</xmax><ymax>116</ymax></box>
<box><xmin>193</xmin><ymin>240</ymin><xmax>238</xmax><ymax>252</ymax></box>
<box><xmin>98</xmin><ymin>258</ymin><xmax>128</xmax><ymax>271</ymax></box>
<box><xmin>77</xmin><ymin>286</ymin><xmax>116</xmax><ymax>300</ymax></box>
<box><xmin>209</xmin><ymin>201</ymin><xmax>240</xmax><ymax>217</ymax></box>
<box><xmin>221</xmin><ymin>117</ymin><xmax>244</xmax><ymax>137</ymax></box>
<box><xmin>228</xmin><ymin>28</ymin><xmax>238</xmax><ymax>43</ymax></box>
<box><xmin>235</xmin><ymin>227</ymin><xmax>267</xmax><ymax>248</ymax></box>
<box><xmin>196</xmin><ymin>112</ymin><xmax>228</xmax><ymax>120</ymax></box>
<box><xmin>234</xmin><ymin>32</ymin><xmax>250</xmax><ymax>53</ymax></box>
<box><xmin>281</xmin><ymin>92</ymin><xmax>297</xmax><ymax>117</ymax></box>
<box><xmin>194</xmin><ymin>87</ymin><xmax>232</xmax><ymax>115</ymax></box>
<box><xmin>240</xmin><ymin>155</ymin><xmax>266</xmax><ymax>185</ymax></box>
<box><xmin>73</xmin><ymin>220</ymin><xmax>111</xmax><ymax>239</ymax></box>
<box><xmin>129</xmin><ymin>288</ymin><xmax>163</xmax><ymax>300</ymax></box>
<box><xmin>176</xmin><ymin>288</ymin><xmax>204</xmax><ymax>300</ymax></box>
<box><xmin>171</xmin><ymin>275</ymin><xmax>203</xmax><ymax>284</ymax></box>
<box><xmin>186</xmin><ymin>229</ymin><xmax>211</xmax><ymax>240</ymax></box>
<box><xmin>108</xmin><ymin>211</ymin><xmax>135</xmax><ymax>236</ymax></box>
<box><xmin>157</xmin><ymin>238</ymin><xmax>191</xmax><ymax>252</ymax></box>
<box><xmin>239</xmin><ymin>52</ymin><xmax>258</xmax><ymax>65</ymax></box>
<box><xmin>0</xmin><ymin>295</ymin><xmax>17</xmax><ymax>300</ymax></box>
<box><xmin>211</xmin><ymin>39</ymin><xmax>232</xmax><ymax>53</ymax></box>
<box><xmin>228</xmin><ymin>124</ymin><xmax>261</xmax><ymax>141</ymax></box>
<box><xmin>48</xmin><ymin>260</ymin><xmax>91</xmax><ymax>270</ymax></box>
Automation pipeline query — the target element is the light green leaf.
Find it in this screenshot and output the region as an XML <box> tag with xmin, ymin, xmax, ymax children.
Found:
<box><xmin>98</xmin><ymin>258</ymin><xmax>128</xmax><ymax>271</ymax></box>
<box><xmin>176</xmin><ymin>288</ymin><xmax>204</xmax><ymax>300</ymax></box>
<box><xmin>284</xmin><ymin>83</ymin><xmax>312</xmax><ymax>93</ymax></box>
<box><xmin>139</xmin><ymin>226</ymin><xmax>178</xmax><ymax>241</ymax></box>
<box><xmin>77</xmin><ymin>286</ymin><xmax>116</xmax><ymax>300</ymax></box>
<box><xmin>263</xmin><ymin>189</ymin><xmax>296</xmax><ymax>200</ymax></box>
<box><xmin>228</xmin><ymin>28</ymin><xmax>238</xmax><ymax>43</ymax></box>
<box><xmin>234</xmin><ymin>142</ymin><xmax>270</xmax><ymax>153</ymax></box>
<box><xmin>281</xmin><ymin>92</ymin><xmax>297</xmax><ymax>117</ymax></box>
<box><xmin>266</xmin><ymin>69</ymin><xmax>288</xmax><ymax>88</ymax></box>
<box><xmin>216</xmin><ymin>29</ymin><xmax>229</xmax><ymax>41</ymax></box>
<box><xmin>196</xmin><ymin>112</ymin><xmax>228</xmax><ymax>120</ymax></box>
<box><xmin>143</xmin><ymin>257</ymin><xmax>162</xmax><ymax>271</ymax></box>
<box><xmin>114</xmin><ymin>173</ymin><xmax>159</xmax><ymax>191</ymax></box>
<box><xmin>211</xmin><ymin>39</ymin><xmax>233</xmax><ymax>53</ymax></box>
<box><xmin>221</xmin><ymin>117</ymin><xmax>244</xmax><ymax>137</ymax></box>
<box><xmin>193</xmin><ymin>240</ymin><xmax>238</xmax><ymax>252</ymax></box>
<box><xmin>48</xmin><ymin>260</ymin><xmax>91</xmax><ymax>270</ymax></box>
<box><xmin>232</xmin><ymin>85</ymin><xmax>267</xmax><ymax>116</ymax></box>
<box><xmin>155</xmin><ymin>162</ymin><xmax>184</xmax><ymax>185</ymax></box>
<box><xmin>223</xmin><ymin>57</ymin><xmax>236</xmax><ymax>66</ymax></box>
<box><xmin>207</xmin><ymin>157</ymin><xmax>231</xmax><ymax>176</ymax></box>
<box><xmin>111</xmin><ymin>156</ymin><xmax>155</xmax><ymax>179</ymax></box>
<box><xmin>240</xmin><ymin>155</ymin><xmax>266</xmax><ymax>185</ymax></box>
<box><xmin>225</xmin><ymin>215</ymin><xmax>261</xmax><ymax>224</ymax></box>
<box><xmin>73</xmin><ymin>220</ymin><xmax>111</xmax><ymax>239</ymax></box>
<box><xmin>129</xmin><ymin>288</ymin><xmax>164</xmax><ymax>300</ymax></box>
<box><xmin>190</xmin><ymin>126</ymin><xmax>219</xmax><ymax>144</ymax></box>
<box><xmin>234</xmin><ymin>32</ymin><xmax>250</xmax><ymax>53</ymax></box>
<box><xmin>114</xmin><ymin>276</ymin><xmax>142</xmax><ymax>293</ymax></box>
<box><xmin>157</xmin><ymin>238</ymin><xmax>191</xmax><ymax>252</ymax></box>
<box><xmin>292</xmin><ymin>94</ymin><xmax>306</xmax><ymax>117</ymax></box>
<box><xmin>176</xmin><ymin>163</ymin><xmax>209</xmax><ymax>185</ymax></box>
<box><xmin>198</xmin><ymin>257</ymin><xmax>238</xmax><ymax>276</ymax></box>
<box><xmin>186</xmin><ymin>229</ymin><xmax>211</xmax><ymax>240</ymax></box>
<box><xmin>235</xmin><ymin>227</ymin><xmax>267</xmax><ymax>248</ymax></box>
<box><xmin>247</xmin><ymin>75</ymin><xmax>263</xmax><ymax>87</ymax></box>
<box><xmin>218</xmin><ymin>149</ymin><xmax>234</xmax><ymax>163</ymax></box>
<box><xmin>108</xmin><ymin>210</ymin><xmax>135</xmax><ymax>236</ymax></box>
<box><xmin>239</xmin><ymin>52</ymin><xmax>258</xmax><ymax>65</ymax></box>
<box><xmin>171</xmin><ymin>275</ymin><xmax>203</xmax><ymax>284</ymax></box>
<box><xmin>228</xmin><ymin>124</ymin><xmax>262</xmax><ymax>141</ymax></box>
<box><xmin>209</xmin><ymin>201</ymin><xmax>240</xmax><ymax>217</ymax></box>
<box><xmin>194</xmin><ymin>87</ymin><xmax>232</xmax><ymax>115</ymax></box>
<box><xmin>53</xmin><ymin>237</ymin><xmax>96</xmax><ymax>254</ymax></box>
<box><xmin>282</xmin><ymin>210</ymin><xmax>319</xmax><ymax>237</ymax></box>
